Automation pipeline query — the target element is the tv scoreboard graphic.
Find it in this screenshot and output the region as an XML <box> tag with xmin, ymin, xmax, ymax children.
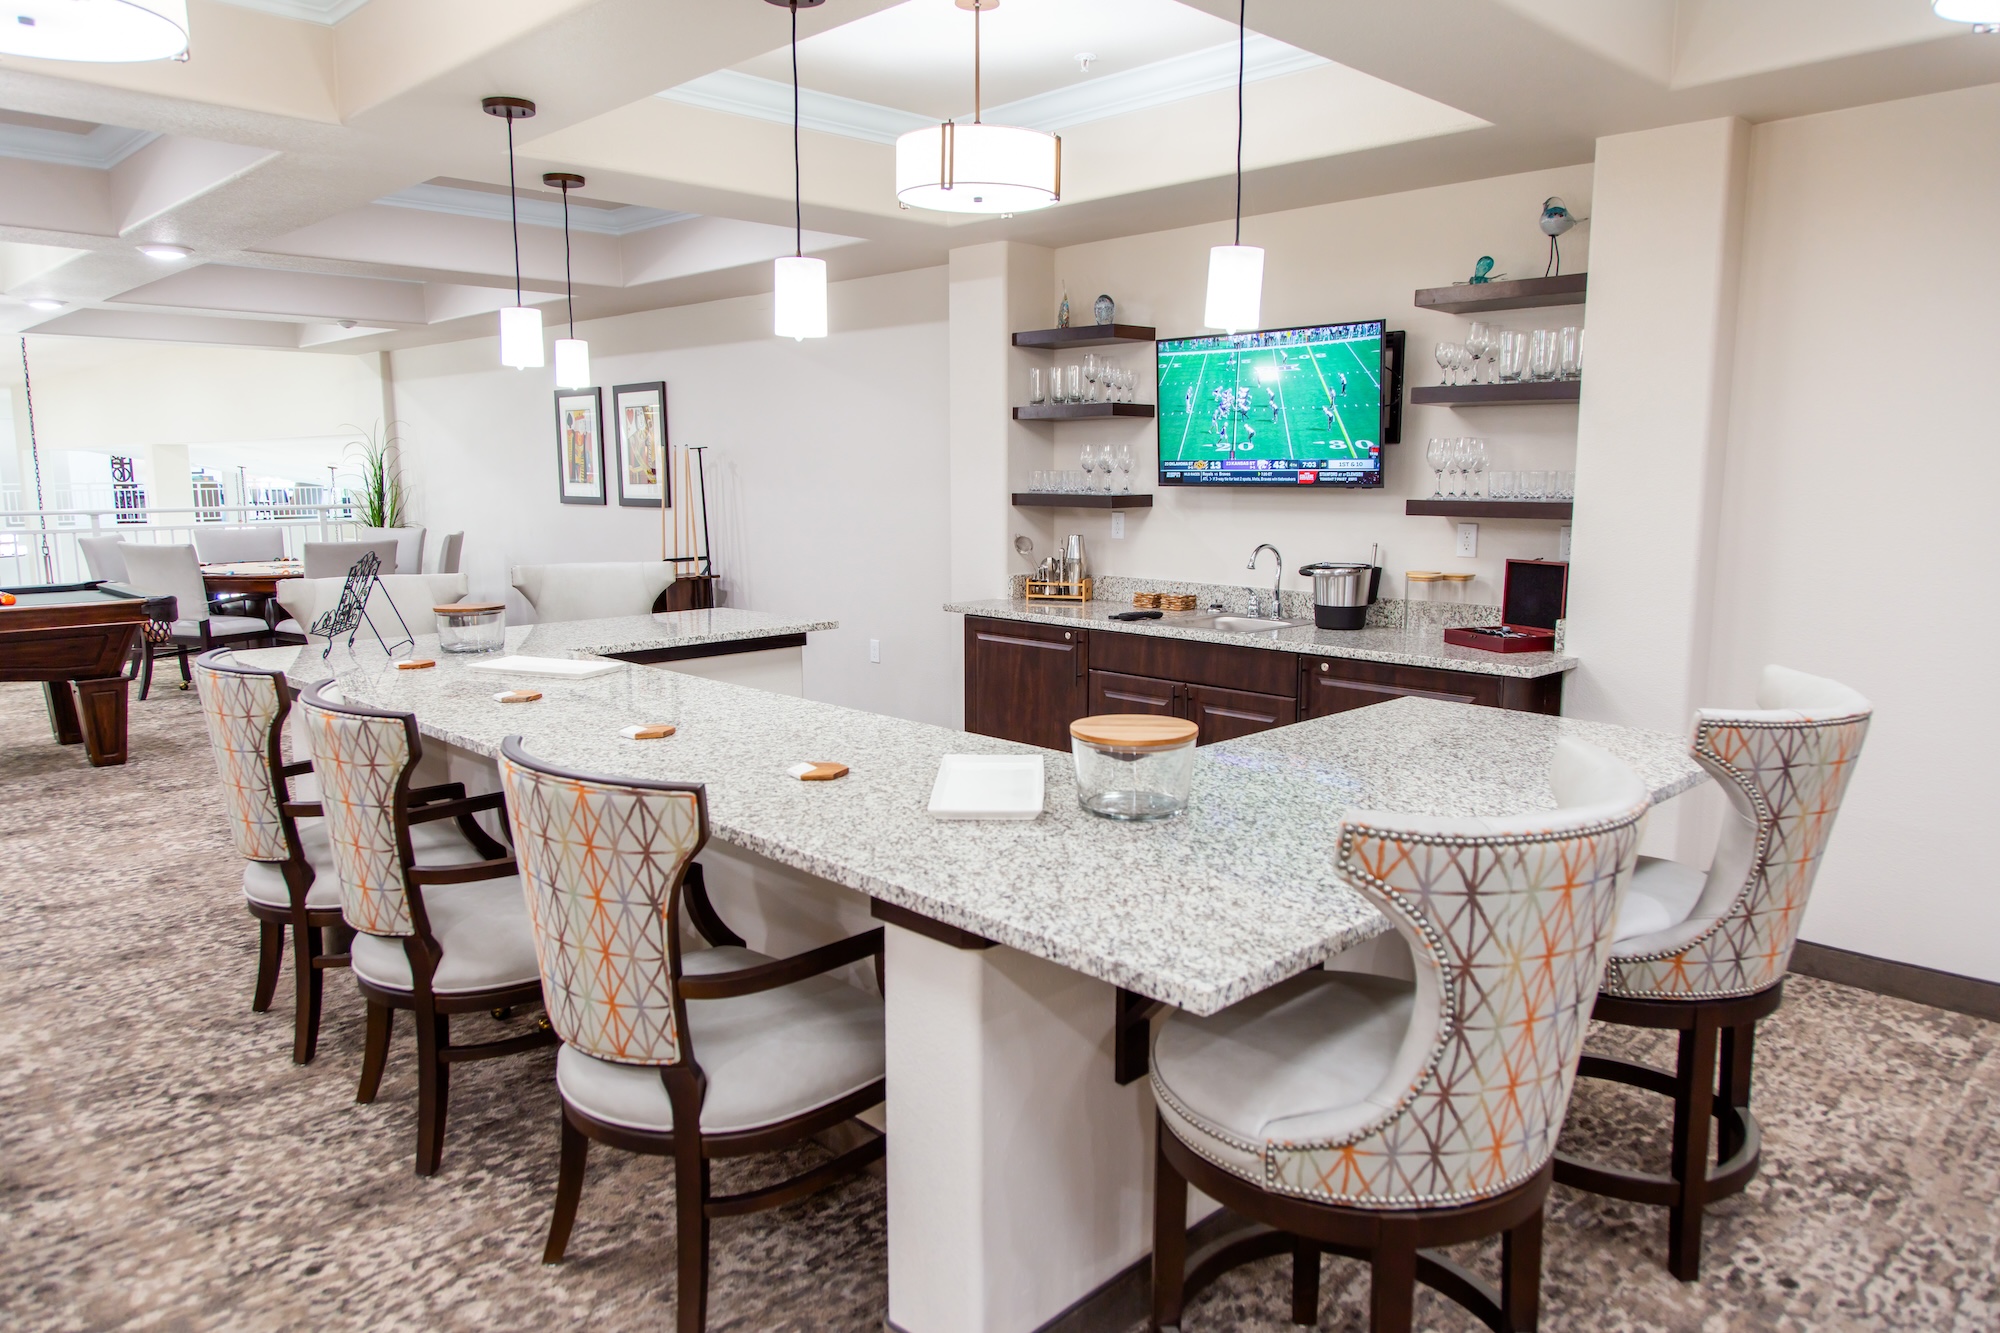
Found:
<box><xmin>1157</xmin><ymin>321</ymin><xmax>1383</xmax><ymax>487</ymax></box>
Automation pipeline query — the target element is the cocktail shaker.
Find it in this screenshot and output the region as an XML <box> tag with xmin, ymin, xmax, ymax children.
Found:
<box><xmin>1063</xmin><ymin>533</ymin><xmax>1087</xmax><ymax>585</ymax></box>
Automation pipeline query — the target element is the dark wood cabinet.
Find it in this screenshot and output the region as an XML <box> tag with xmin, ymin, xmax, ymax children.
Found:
<box><xmin>1298</xmin><ymin>654</ymin><xmax>1562</xmax><ymax>718</ymax></box>
<box><xmin>1186</xmin><ymin>683</ymin><xmax>1295</xmax><ymax>746</ymax></box>
<box><xmin>1089</xmin><ymin>669</ymin><xmax>1179</xmax><ymax>717</ymax></box>
<box><xmin>965</xmin><ymin>617</ymin><xmax>1089</xmax><ymax>751</ymax></box>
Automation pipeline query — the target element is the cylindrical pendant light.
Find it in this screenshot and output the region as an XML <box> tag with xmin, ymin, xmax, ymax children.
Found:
<box><xmin>483</xmin><ymin>95</ymin><xmax>544</xmax><ymax>369</ymax></box>
<box><xmin>895</xmin><ymin>0</ymin><xmax>1060</xmax><ymax>214</ymax></box>
<box><xmin>769</xmin><ymin>0</ymin><xmax>829</xmax><ymax>340</ymax></box>
<box><xmin>0</xmin><ymin>0</ymin><xmax>189</xmax><ymax>62</ymax></box>
<box><xmin>544</xmin><ymin>171</ymin><xmax>591</xmax><ymax>388</ymax></box>
<box><xmin>1203</xmin><ymin>0</ymin><xmax>1263</xmax><ymax>333</ymax></box>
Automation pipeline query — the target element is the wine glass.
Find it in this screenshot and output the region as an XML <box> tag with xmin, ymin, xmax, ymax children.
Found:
<box><xmin>1114</xmin><ymin>443</ymin><xmax>1133</xmax><ymax>491</ymax></box>
<box><xmin>1078</xmin><ymin>444</ymin><xmax>1098</xmax><ymax>491</ymax></box>
<box><xmin>1083</xmin><ymin>353</ymin><xmax>1099</xmax><ymax>403</ymax></box>
<box><xmin>1434</xmin><ymin>341</ymin><xmax>1453</xmax><ymax>387</ymax></box>
<box><xmin>1467</xmin><ymin>438</ymin><xmax>1488</xmax><ymax>497</ymax></box>
<box><xmin>1466</xmin><ymin>322</ymin><xmax>1490</xmax><ymax>384</ymax></box>
<box><xmin>1453</xmin><ymin>343</ymin><xmax>1475</xmax><ymax>389</ymax></box>
<box><xmin>1426</xmin><ymin>437</ymin><xmax>1447</xmax><ymax>497</ymax></box>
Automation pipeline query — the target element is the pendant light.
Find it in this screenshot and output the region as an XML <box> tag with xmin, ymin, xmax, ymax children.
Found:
<box><xmin>1934</xmin><ymin>0</ymin><xmax>2000</xmax><ymax>27</ymax></box>
<box><xmin>544</xmin><ymin>172</ymin><xmax>591</xmax><ymax>388</ymax></box>
<box><xmin>896</xmin><ymin>0</ymin><xmax>1061</xmax><ymax>214</ymax></box>
<box><xmin>0</xmin><ymin>0</ymin><xmax>188</xmax><ymax>62</ymax></box>
<box><xmin>483</xmin><ymin>95</ymin><xmax>544</xmax><ymax>369</ymax></box>
<box><xmin>768</xmin><ymin>0</ymin><xmax>827</xmax><ymax>340</ymax></box>
<box><xmin>1204</xmin><ymin>0</ymin><xmax>1263</xmax><ymax>333</ymax></box>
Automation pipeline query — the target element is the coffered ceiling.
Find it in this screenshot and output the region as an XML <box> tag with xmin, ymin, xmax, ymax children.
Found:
<box><xmin>0</xmin><ymin>0</ymin><xmax>1995</xmax><ymax>352</ymax></box>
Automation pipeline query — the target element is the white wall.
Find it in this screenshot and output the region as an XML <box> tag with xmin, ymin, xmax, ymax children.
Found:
<box><xmin>1033</xmin><ymin>164</ymin><xmax>1592</xmax><ymax>607</ymax></box>
<box><xmin>388</xmin><ymin>267</ymin><xmax>959</xmax><ymax>728</ymax></box>
<box><xmin>1710</xmin><ymin>84</ymin><xmax>2000</xmax><ymax>980</ymax></box>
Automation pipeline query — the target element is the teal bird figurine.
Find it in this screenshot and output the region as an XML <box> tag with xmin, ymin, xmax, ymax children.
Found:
<box><xmin>1467</xmin><ymin>256</ymin><xmax>1496</xmax><ymax>285</ymax></box>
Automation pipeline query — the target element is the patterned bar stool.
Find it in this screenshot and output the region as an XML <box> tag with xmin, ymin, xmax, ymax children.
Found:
<box><xmin>190</xmin><ymin>649</ymin><xmax>348</xmax><ymax>1064</ymax></box>
<box><xmin>1555</xmin><ymin>665</ymin><xmax>1871</xmax><ymax>1281</ymax></box>
<box><xmin>297</xmin><ymin>679</ymin><xmax>556</xmax><ymax>1175</ymax></box>
<box><xmin>497</xmin><ymin>737</ymin><xmax>887</xmax><ymax>1333</ymax></box>
<box><xmin>1149</xmin><ymin>739</ymin><xmax>1651</xmax><ymax>1332</ymax></box>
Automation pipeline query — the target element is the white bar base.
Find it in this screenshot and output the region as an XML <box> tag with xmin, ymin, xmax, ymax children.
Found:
<box><xmin>653</xmin><ymin>644</ymin><xmax>804</xmax><ymax>695</ymax></box>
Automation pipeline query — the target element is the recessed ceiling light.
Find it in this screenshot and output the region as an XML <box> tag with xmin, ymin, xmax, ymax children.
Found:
<box><xmin>25</xmin><ymin>299</ymin><xmax>64</xmax><ymax>312</ymax></box>
<box><xmin>138</xmin><ymin>243</ymin><xmax>191</xmax><ymax>261</ymax></box>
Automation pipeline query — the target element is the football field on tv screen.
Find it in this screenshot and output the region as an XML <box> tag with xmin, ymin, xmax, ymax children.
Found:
<box><xmin>1157</xmin><ymin>332</ymin><xmax>1382</xmax><ymax>466</ymax></box>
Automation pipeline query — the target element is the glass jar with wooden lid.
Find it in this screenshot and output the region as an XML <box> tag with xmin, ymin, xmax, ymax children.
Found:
<box><xmin>434</xmin><ymin>602</ymin><xmax>506</xmax><ymax>653</ymax></box>
<box><xmin>1069</xmin><ymin>714</ymin><xmax>1198</xmax><ymax>821</ymax></box>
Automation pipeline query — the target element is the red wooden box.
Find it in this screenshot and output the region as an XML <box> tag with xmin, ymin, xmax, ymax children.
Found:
<box><xmin>1442</xmin><ymin>559</ymin><xmax>1567</xmax><ymax>655</ymax></box>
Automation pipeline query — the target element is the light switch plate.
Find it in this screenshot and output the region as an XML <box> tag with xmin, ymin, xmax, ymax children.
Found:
<box><xmin>1455</xmin><ymin>523</ymin><xmax>1479</xmax><ymax>558</ymax></box>
<box><xmin>1111</xmin><ymin>512</ymin><xmax>1125</xmax><ymax>539</ymax></box>
<box><xmin>869</xmin><ymin>638</ymin><xmax>880</xmax><ymax>663</ymax></box>
<box><xmin>1558</xmin><ymin>525</ymin><xmax>1572</xmax><ymax>560</ymax></box>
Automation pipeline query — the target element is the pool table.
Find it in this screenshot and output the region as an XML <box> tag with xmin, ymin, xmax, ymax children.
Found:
<box><xmin>0</xmin><ymin>580</ymin><xmax>177</xmax><ymax>767</ymax></box>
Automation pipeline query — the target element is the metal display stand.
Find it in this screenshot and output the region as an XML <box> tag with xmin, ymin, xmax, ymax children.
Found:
<box><xmin>308</xmin><ymin>550</ymin><xmax>415</xmax><ymax>659</ymax></box>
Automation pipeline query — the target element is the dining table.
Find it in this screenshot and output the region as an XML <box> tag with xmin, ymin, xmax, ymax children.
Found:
<box><xmin>237</xmin><ymin>622</ymin><xmax>1706</xmax><ymax>1333</ymax></box>
<box><xmin>200</xmin><ymin>558</ymin><xmax>302</xmax><ymax>597</ymax></box>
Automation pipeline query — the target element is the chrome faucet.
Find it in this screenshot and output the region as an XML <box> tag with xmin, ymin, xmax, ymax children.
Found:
<box><xmin>1247</xmin><ymin>544</ymin><xmax>1283</xmax><ymax>618</ymax></box>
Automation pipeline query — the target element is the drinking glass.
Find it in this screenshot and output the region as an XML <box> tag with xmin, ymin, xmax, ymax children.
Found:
<box><xmin>1466</xmin><ymin>322</ymin><xmax>1491</xmax><ymax>384</ymax></box>
<box><xmin>1558</xmin><ymin>470</ymin><xmax>1576</xmax><ymax>500</ymax></box>
<box><xmin>1079</xmin><ymin>444</ymin><xmax>1099</xmax><ymax>491</ymax></box>
<box><xmin>1498</xmin><ymin>330</ymin><xmax>1522</xmax><ymax>382</ymax></box>
<box><xmin>1029</xmin><ymin>367</ymin><xmax>1045</xmax><ymax>404</ymax></box>
<box><xmin>1114</xmin><ymin>443</ymin><xmax>1133</xmax><ymax>492</ymax></box>
<box><xmin>1426</xmin><ymin>437</ymin><xmax>1448</xmax><ymax>497</ymax></box>
<box><xmin>1524</xmin><ymin>470</ymin><xmax>1547</xmax><ymax>500</ymax></box>
<box><xmin>1558</xmin><ymin>326</ymin><xmax>1581</xmax><ymax>381</ymax></box>
<box><xmin>1452</xmin><ymin>344</ymin><xmax>1474</xmax><ymax>388</ymax></box>
<box><xmin>1467</xmin><ymin>438</ymin><xmax>1488</xmax><ymax>497</ymax></box>
<box><xmin>1434</xmin><ymin>341</ymin><xmax>1453</xmax><ymax>387</ymax></box>
<box><xmin>1490</xmin><ymin>470</ymin><xmax>1515</xmax><ymax>499</ymax></box>
<box><xmin>1083</xmin><ymin>354</ymin><xmax>1100</xmax><ymax>403</ymax></box>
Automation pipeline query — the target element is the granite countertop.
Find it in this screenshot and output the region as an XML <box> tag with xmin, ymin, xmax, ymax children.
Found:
<box><xmin>947</xmin><ymin>597</ymin><xmax>1576</xmax><ymax>679</ymax></box>
<box><xmin>509</xmin><ymin>607</ymin><xmax>837</xmax><ymax>657</ymax></box>
<box><xmin>243</xmin><ymin>634</ymin><xmax>1697</xmax><ymax>1016</ymax></box>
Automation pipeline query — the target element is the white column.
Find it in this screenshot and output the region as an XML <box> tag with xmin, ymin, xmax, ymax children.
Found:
<box><xmin>884</xmin><ymin>926</ymin><xmax>1155</xmax><ymax>1333</ymax></box>
<box><xmin>1565</xmin><ymin>117</ymin><xmax>1748</xmax><ymax>857</ymax></box>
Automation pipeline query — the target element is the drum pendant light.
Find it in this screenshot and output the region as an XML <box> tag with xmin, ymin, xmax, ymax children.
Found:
<box><xmin>1203</xmin><ymin>0</ymin><xmax>1263</xmax><ymax>333</ymax></box>
<box><xmin>0</xmin><ymin>0</ymin><xmax>188</xmax><ymax>62</ymax></box>
<box><xmin>545</xmin><ymin>172</ymin><xmax>591</xmax><ymax>388</ymax></box>
<box><xmin>896</xmin><ymin>0</ymin><xmax>1061</xmax><ymax>214</ymax></box>
<box><xmin>483</xmin><ymin>96</ymin><xmax>544</xmax><ymax>369</ymax></box>
<box><xmin>769</xmin><ymin>0</ymin><xmax>827</xmax><ymax>340</ymax></box>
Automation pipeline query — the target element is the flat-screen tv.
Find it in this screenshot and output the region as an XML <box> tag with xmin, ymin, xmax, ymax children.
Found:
<box><xmin>1157</xmin><ymin>320</ymin><xmax>1395</xmax><ymax>488</ymax></box>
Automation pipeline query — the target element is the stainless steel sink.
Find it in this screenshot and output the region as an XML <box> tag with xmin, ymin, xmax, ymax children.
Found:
<box><xmin>1192</xmin><ymin>615</ymin><xmax>1306</xmax><ymax>633</ymax></box>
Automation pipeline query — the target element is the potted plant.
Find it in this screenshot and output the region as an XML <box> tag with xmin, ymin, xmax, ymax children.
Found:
<box><xmin>345</xmin><ymin>423</ymin><xmax>425</xmax><ymax>573</ymax></box>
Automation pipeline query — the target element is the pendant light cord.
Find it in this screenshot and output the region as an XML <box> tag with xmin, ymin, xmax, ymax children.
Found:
<box><xmin>974</xmin><ymin>2</ymin><xmax>982</xmax><ymax>124</ymax></box>
<box><xmin>506</xmin><ymin>114</ymin><xmax>523</xmax><ymax>306</ymax></box>
<box><xmin>561</xmin><ymin>187</ymin><xmax>574</xmax><ymax>337</ymax></box>
<box><xmin>20</xmin><ymin>338</ymin><xmax>51</xmax><ymax>581</ymax></box>
<box><xmin>792</xmin><ymin>2</ymin><xmax>803</xmax><ymax>258</ymax></box>
<box><xmin>1234</xmin><ymin>0</ymin><xmax>1245</xmax><ymax>246</ymax></box>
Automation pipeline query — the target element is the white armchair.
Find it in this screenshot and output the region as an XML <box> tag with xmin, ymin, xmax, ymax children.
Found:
<box><xmin>272</xmin><ymin>572</ymin><xmax>469</xmax><ymax>639</ymax></box>
<box><xmin>510</xmin><ymin>561</ymin><xmax>676</xmax><ymax>623</ymax></box>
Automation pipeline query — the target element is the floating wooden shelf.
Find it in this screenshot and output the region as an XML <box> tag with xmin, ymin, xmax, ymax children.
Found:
<box><xmin>1413</xmin><ymin>273</ymin><xmax>1587</xmax><ymax>315</ymax></box>
<box><xmin>1012</xmin><ymin>324</ymin><xmax>1157</xmax><ymax>349</ymax></box>
<box><xmin>1011</xmin><ymin>493</ymin><xmax>1155</xmax><ymax>510</ymax></box>
<box><xmin>1013</xmin><ymin>402</ymin><xmax>1157</xmax><ymax>421</ymax></box>
<box><xmin>1409</xmin><ymin>381</ymin><xmax>1581</xmax><ymax>407</ymax></box>
<box><xmin>1406</xmin><ymin>499</ymin><xmax>1573</xmax><ymax>520</ymax></box>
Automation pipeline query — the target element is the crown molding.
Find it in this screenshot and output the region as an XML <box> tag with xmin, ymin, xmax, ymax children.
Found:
<box><xmin>0</xmin><ymin>123</ymin><xmax>158</xmax><ymax>170</ymax></box>
<box><xmin>209</xmin><ymin>0</ymin><xmax>373</xmax><ymax>23</ymax></box>
<box><xmin>658</xmin><ymin>70</ymin><xmax>931</xmax><ymax>145</ymax></box>
<box><xmin>375</xmin><ymin>183</ymin><xmax>698</xmax><ymax>237</ymax></box>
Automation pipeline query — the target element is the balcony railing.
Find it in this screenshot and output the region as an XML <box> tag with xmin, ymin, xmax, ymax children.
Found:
<box><xmin>0</xmin><ymin>504</ymin><xmax>366</xmax><ymax>586</ymax></box>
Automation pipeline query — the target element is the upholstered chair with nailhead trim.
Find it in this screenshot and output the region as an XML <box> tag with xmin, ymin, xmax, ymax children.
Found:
<box><xmin>1148</xmin><ymin>738</ymin><xmax>1650</xmax><ymax>1333</ymax></box>
<box><xmin>1554</xmin><ymin>665</ymin><xmax>1871</xmax><ymax>1282</ymax></box>
<box><xmin>497</xmin><ymin>736</ymin><xmax>887</xmax><ymax>1333</ymax></box>
<box><xmin>297</xmin><ymin>679</ymin><xmax>554</xmax><ymax>1176</ymax></box>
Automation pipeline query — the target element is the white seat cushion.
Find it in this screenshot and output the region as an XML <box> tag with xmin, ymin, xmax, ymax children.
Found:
<box><xmin>274</xmin><ymin>618</ymin><xmax>302</xmax><ymax>636</ymax></box>
<box><xmin>555</xmin><ymin>946</ymin><xmax>886</xmax><ymax>1135</ymax></box>
<box><xmin>173</xmin><ymin>614</ymin><xmax>267</xmax><ymax>640</ymax></box>
<box><xmin>351</xmin><ymin>874</ymin><xmax>540</xmax><ymax>995</ymax></box>
<box><xmin>1613</xmin><ymin>855</ymin><xmax>1708</xmax><ymax>945</ymax></box>
<box><xmin>1151</xmin><ymin>971</ymin><xmax>1414</xmax><ymax>1185</ymax></box>
<box><xmin>241</xmin><ymin>812</ymin><xmax>476</xmax><ymax>914</ymax></box>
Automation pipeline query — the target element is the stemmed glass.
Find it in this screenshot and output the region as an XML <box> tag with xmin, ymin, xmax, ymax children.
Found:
<box><xmin>1078</xmin><ymin>444</ymin><xmax>1098</xmax><ymax>492</ymax></box>
<box><xmin>1083</xmin><ymin>354</ymin><xmax>1099</xmax><ymax>403</ymax></box>
<box><xmin>1467</xmin><ymin>438</ymin><xmax>1488</xmax><ymax>497</ymax></box>
<box><xmin>1434</xmin><ymin>342</ymin><xmax>1454</xmax><ymax>387</ymax></box>
<box><xmin>1427</xmin><ymin>437</ymin><xmax>1448</xmax><ymax>497</ymax></box>
<box><xmin>1113</xmin><ymin>443</ymin><xmax>1132</xmax><ymax>492</ymax></box>
<box><xmin>1466</xmin><ymin>322</ymin><xmax>1490</xmax><ymax>384</ymax></box>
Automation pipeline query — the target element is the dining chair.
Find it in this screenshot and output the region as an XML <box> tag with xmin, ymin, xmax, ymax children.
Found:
<box><xmin>1148</xmin><ymin>738</ymin><xmax>1650</xmax><ymax>1333</ymax></box>
<box><xmin>273</xmin><ymin>572</ymin><xmax>468</xmax><ymax>640</ymax></box>
<box><xmin>357</xmin><ymin>525</ymin><xmax>425</xmax><ymax>574</ymax></box>
<box><xmin>297</xmin><ymin>679</ymin><xmax>553</xmax><ymax>1175</ymax></box>
<box><xmin>510</xmin><ymin>562</ymin><xmax>678</xmax><ymax>623</ymax></box>
<box><xmin>1554</xmin><ymin>665</ymin><xmax>1872</xmax><ymax>1281</ymax></box>
<box><xmin>193</xmin><ymin>526</ymin><xmax>286</xmax><ymax>564</ymax></box>
<box><xmin>302</xmin><ymin>539</ymin><xmax>400</xmax><ymax>579</ymax></box>
<box><xmin>77</xmin><ymin>535</ymin><xmax>130</xmax><ymax>583</ymax></box>
<box><xmin>121</xmin><ymin>543</ymin><xmax>269</xmax><ymax>698</ymax></box>
<box><xmin>497</xmin><ymin>736</ymin><xmax>886</xmax><ymax>1333</ymax></box>
<box><xmin>433</xmin><ymin>531</ymin><xmax>463</xmax><ymax>575</ymax></box>
<box><xmin>190</xmin><ymin>650</ymin><xmax>350</xmax><ymax>1064</ymax></box>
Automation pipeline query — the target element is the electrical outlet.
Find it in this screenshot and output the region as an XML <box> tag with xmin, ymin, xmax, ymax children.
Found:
<box><xmin>1558</xmin><ymin>525</ymin><xmax>1572</xmax><ymax>560</ymax></box>
<box><xmin>1455</xmin><ymin>523</ymin><xmax>1479</xmax><ymax>558</ymax></box>
<box><xmin>868</xmin><ymin>638</ymin><xmax>880</xmax><ymax>663</ymax></box>
<box><xmin>1111</xmin><ymin>512</ymin><xmax>1125</xmax><ymax>539</ymax></box>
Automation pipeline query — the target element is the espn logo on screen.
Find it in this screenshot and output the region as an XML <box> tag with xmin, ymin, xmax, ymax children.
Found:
<box><xmin>1296</xmin><ymin>471</ymin><xmax>1318</xmax><ymax>484</ymax></box>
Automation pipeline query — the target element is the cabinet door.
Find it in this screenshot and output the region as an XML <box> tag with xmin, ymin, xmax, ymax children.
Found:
<box><xmin>965</xmin><ymin>617</ymin><xmax>1088</xmax><ymax>750</ymax></box>
<box><xmin>1089</xmin><ymin>669</ymin><xmax>1180</xmax><ymax>718</ymax></box>
<box><xmin>1299</xmin><ymin>656</ymin><xmax>1488</xmax><ymax>719</ymax></box>
<box><xmin>1185</xmin><ymin>683</ymin><xmax>1295</xmax><ymax>746</ymax></box>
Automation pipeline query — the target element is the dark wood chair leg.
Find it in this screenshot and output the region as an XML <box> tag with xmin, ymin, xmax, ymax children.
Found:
<box><xmin>1668</xmin><ymin>1017</ymin><xmax>1720</xmax><ymax>1282</ymax></box>
<box><xmin>675</xmin><ymin>1147</ymin><xmax>712</xmax><ymax>1333</ymax></box>
<box><xmin>1717</xmin><ymin>1023</ymin><xmax>1756</xmax><ymax>1162</ymax></box>
<box><xmin>544</xmin><ymin>1111</ymin><xmax>590</xmax><ymax>1264</ymax></box>
<box><xmin>291</xmin><ymin>920</ymin><xmax>323</xmax><ymax>1065</ymax></box>
<box><xmin>137</xmin><ymin>644</ymin><xmax>154</xmax><ymax>701</ymax></box>
<box><xmin>252</xmin><ymin>920</ymin><xmax>284</xmax><ymax>1013</ymax></box>
<box><xmin>414</xmin><ymin>1010</ymin><xmax>451</xmax><ymax>1176</ymax></box>
<box><xmin>1502</xmin><ymin>1209</ymin><xmax>1543</xmax><ymax>1332</ymax></box>
<box><xmin>1151</xmin><ymin>1115</ymin><xmax>1189</xmax><ymax>1331</ymax></box>
<box><xmin>357</xmin><ymin>1002</ymin><xmax>393</xmax><ymax>1103</ymax></box>
<box><xmin>1369</xmin><ymin>1230</ymin><xmax>1418</xmax><ymax>1333</ymax></box>
<box><xmin>1291</xmin><ymin>1236</ymin><xmax>1321</xmax><ymax>1326</ymax></box>
<box><xmin>176</xmin><ymin>646</ymin><xmax>192</xmax><ymax>689</ymax></box>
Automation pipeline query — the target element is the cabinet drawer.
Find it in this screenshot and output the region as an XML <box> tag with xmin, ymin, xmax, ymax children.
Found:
<box><xmin>1089</xmin><ymin>669</ymin><xmax>1179</xmax><ymax>717</ymax></box>
<box><xmin>1186</xmin><ymin>683</ymin><xmax>1295</xmax><ymax>745</ymax></box>
<box><xmin>1089</xmin><ymin>630</ymin><xmax>1295</xmax><ymax>697</ymax></box>
<box><xmin>965</xmin><ymin>616</ymin><xmax>1089</xmax><ymax>750</ymax></box>
<box><xmin>1299</xmin><ymin>654</ymin><xmax>1522</xmax><ymax>718</ymax></box>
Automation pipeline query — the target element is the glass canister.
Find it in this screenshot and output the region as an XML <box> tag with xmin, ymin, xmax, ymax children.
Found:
<box><xmin>1070</xmin><ymin>715</ymin><xmax>1198</xmax><ymax>821</ymax></box>
<box><xmin>434</xmin><ymin>602</ymin><xmax>506</xmax><ymax>653</ymax></box>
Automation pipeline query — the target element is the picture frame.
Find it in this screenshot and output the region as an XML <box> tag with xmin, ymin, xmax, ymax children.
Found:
<box><xmin>554</xmin><ymin>387</ymin><xmax>606</xmax><ymax>505</ymax></box>
<box><xmin>612</xmin><ymin>381</ymin><xmax>669</xmax><ymax>509</ymax></box>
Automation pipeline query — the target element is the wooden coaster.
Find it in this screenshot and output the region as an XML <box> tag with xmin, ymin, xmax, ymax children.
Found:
<box><xmin>787</xmin><ymin>761</ymin><xmax>849</xmax><ymax>782</ymax></box>
<box><xmin>395</xmin><ymin>658</ymin><xmax>436</xmax><ymax>671</ymax></box>
<box><xmin>495</xmin><ymin>690</ymin><xmax>542</xmax><ymax>704</ymax></box>
<box><xmin>622</xmin><ymin>724</ymin><xmax>676</xmax><ymax>740</ymax></box>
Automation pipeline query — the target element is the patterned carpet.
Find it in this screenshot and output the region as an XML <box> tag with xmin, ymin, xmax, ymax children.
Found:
<box><xmin>2</xmin><ymin>680</ymin><xmax>1995</xmax><ymax>1331</ymax></box>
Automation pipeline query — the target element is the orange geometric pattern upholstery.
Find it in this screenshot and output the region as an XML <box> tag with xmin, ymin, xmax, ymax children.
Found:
<box><xmin>1604</xmin><ymin>707</ymin><xmax>1870</xmax><ymax>1001</ymax></box>
<box><xmin>298</xmin><ymin>688</ymin><xmax>416</xmax><ymax>937</ymax></box>
<box><xmin>191</xmin><ymin>657</ymin><xmax>290</xmax><ymax>863</ymax></box>
<box><xmin>1257</xmin><ymin>800</ymin><xmax>1646</xmax><ymax>1209</ymax></box>
<box><xmin>499</xmin><ymin>745</ymin><xmax>706</xmax><ymax>1067</ymax></box>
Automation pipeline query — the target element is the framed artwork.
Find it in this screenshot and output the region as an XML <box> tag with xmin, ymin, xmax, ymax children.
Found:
<box><xmin>612</xmin><ymin>381</ymin><xmax>669</xmax><ymax>509</ymax></box>
<box><xmin>554</xmin><ymin>387</ymin><xmax>606</xmax><ymax>505</ymax></box>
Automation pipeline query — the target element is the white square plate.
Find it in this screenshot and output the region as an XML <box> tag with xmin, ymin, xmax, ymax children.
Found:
<box><xmin>928</xmin><ymin>754</ymin><xmax>1045</xmax><ymax>820</ymax></box>
<box><xmin>464</xmin><ymin>655</ymin><xmax>623</xmax><ymax>679</ymax></box>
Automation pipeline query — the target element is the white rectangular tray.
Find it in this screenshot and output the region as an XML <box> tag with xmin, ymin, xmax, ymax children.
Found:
<box><xmin>463</xmin><ymin>655</ymin><xmax>623</xmax><ymax>679</ymax></box>
<box><xmin>928</xmin><ymin>754</ymin><xmax>1045</xmax><ymax>821</ymax></box>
